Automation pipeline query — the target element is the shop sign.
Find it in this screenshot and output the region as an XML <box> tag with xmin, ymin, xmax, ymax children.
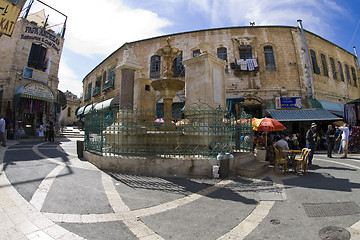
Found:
<box><xmin>20</xmin><ymin>25</ymin><xmax>61</xmax><ymax>53</ymax></box>
<box><xmin>23</xmin><ymin>66</ymin><xmax>48</xmax><ymax>83</ymax></box>
<box><xmin>276</xmin><ymin>97</ymin><xmax>302</xmax><ymax>109</ymax></box>
<box><xmin>0</xmin><ymin>0</ymin><xmax>26</xmax><ymax>36</ymax></box>
<box><xmin>22</xmin><ymin>83</ymin><xmax>54</xmax><ymax>101</ymax></box>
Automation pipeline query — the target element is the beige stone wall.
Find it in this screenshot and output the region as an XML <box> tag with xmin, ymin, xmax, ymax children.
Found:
<box><xmin>82</xmin><ymin>26</ymin><xmax>360</xmax><ymax>109</ymax></box>
<box><xmin>61</xmin><ymin>100</ymin><xmax>80</xmax><ymax>126</ymax></box>
<box><xmin>0</xmin><ymin>18</ymin><xmax>64</xmax><ymax>115</ymax></box>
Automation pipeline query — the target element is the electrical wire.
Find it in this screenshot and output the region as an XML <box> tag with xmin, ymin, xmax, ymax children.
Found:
<box><xmin>348</xmin><ymin>18</ymin><xmax>360</xmax><ymax>51</ymax></box>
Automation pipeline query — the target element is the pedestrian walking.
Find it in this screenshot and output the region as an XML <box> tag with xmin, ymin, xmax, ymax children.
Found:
<box><xmin>48</xmin><ymin>121</ymin><xmax>55</xmax><ymax>142</ymax></box>
<box><xmin>0</xmin><ymin>114</ymin><xmax>6</xmax><ymax>147</ymax></box>
<box><xmin>39</xmin><ymin>122</ymin><xmax>44</xmax><ymax>141</ymax></box>
<box><xmin>337</xmin><ymin>123</ymin><xmax>350</xmax><ymax>158</ymax></box>
<box><xmin>305</xmin><ymin>122</ymin><xmax>318</xmax><ymax>166</ymax></box>
<box><xmin>326</xmin><ymin>125</ymin><xmax>335</xmax><ymax>158</ymax></box>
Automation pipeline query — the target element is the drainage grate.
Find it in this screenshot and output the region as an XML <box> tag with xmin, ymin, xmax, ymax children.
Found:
<box><xmin>303</xmin><ymin>201</ymin><xmax>360</xmax><ymax>217</ymax></box>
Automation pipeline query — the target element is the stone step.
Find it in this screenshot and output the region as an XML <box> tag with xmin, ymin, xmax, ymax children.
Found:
<box><xmin>233</xmin><ymin>152</ymin><xmax>270</xmax><ymax>178</ymax></box>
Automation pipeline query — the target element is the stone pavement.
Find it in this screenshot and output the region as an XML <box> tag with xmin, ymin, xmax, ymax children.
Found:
<box><xmin>1</xmin><ymin>137</ymin><xmax>360</xmax><ymax>240</ymax></box>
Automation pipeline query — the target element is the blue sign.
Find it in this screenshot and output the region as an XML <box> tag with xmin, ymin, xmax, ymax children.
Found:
<box><xmin>276</xmin><ymin>97</ymin><xmax>302</xmax><ymax>109</ymax></box>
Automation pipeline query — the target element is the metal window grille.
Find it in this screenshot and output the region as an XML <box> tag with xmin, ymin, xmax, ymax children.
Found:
<box><xmin>330</xmin><ymin>57</ymin><xmax>337</xmax><ymax>80</ymax></box>
<box><xmin>338</xmin><ymin>61</ymin><xmax>345</xmax><ymax>82</ymax></box>
<box><xmin>150</xmin><ymin>55</ymin><xmax>161</xmax><ymax>79</ymax></box>
<box><xmin>264</xmin><ymin>46</ymin><xmax>276</xmax><ymax>71</ymax></box>
<box><xmin>321</xmin><ymin>54</ymin><xmax>329</xmax><ymax>77</ymax></box>
<box><xmin>345</xmin><ymin>64</ymin><xmax>351</xmax><ymax>84</ymax></box>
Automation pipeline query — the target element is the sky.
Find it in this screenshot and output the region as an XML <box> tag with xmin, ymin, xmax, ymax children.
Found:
<box><xmin>22</xmin><ymin>0</ymin><xmax>360</xmax><ymax>98</ymax></box>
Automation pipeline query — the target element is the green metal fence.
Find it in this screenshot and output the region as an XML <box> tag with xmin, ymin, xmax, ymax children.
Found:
<box><xmin>84</xmin><ymin>105</ymin><xmax>253</xmax><ymax>158</ymax></box>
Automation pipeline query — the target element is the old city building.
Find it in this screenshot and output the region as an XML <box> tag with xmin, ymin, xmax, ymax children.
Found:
<box><xmin>61</xmin><ymin>90</ymin><xmax>80</xmax><ymax>126</ymax></box>
<box><xmin>80</xmin><ymin>25</ymin><xmax>360</xmax><ymax>134</ymax></box>
<box><xmin>0</xmin><ymin>8</ymin><xmax>65</xmax><ymax>137</ymax></box>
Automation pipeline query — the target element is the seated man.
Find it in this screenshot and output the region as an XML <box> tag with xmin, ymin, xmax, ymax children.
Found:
<box><xmin>273</xmin><ymin>135</ymin><xmax>289</xmax><ymax>151</ymax></box>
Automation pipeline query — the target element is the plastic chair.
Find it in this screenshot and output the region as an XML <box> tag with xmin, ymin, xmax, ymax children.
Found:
<box><xmin>273</xmin><ymin>147</ymin><xmax>288</xmax><ymax>174</ymax></box>
<box><xmin>294</xmin><ymin>149</ymin><xmax>311</xmax><ymax>174</ymax></box>
<box><xmin>294</xmin><ymin>148</ymin><xmax>307</xmax><ymax>162</ymax></box>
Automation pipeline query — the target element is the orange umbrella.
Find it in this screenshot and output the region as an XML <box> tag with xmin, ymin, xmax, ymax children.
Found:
<box><xmin>252</xmin><ymin>118</ymin><xmax>286</xmax><ymax>147</ymax></box>
<box><xmin>252</xmin><ymin>117</ymin><xmax>286</xmax><ymax>131</ymax></box>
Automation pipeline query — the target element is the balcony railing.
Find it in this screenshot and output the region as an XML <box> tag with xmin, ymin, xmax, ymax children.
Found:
<box><xmin>84</xmin><ymin>92</ymin><xmax>91</xmax><ymax>100</ymax></box>
<box><xmin>92</xmin><ymin>86</ymin><xmax>101</xmax><ymax>96</ymax></box>
<box><xmin>102</xmin><ymin>79</ymin><xmax>114</xmax><ymax>91</ymax></box>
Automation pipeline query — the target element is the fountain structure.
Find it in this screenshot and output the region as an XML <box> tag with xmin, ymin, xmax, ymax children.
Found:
<box><xmin>98</xmin><ymin>38</ymin><xmax>234</xmax><ymax>177</ymax></box>
<box><xmin>151</xmin><ymin>37</ymin><xmax>185</xmax><ymax>128</ymax></box>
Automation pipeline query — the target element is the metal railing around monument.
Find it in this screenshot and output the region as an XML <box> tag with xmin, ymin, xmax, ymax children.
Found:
<box><xmin>84</xmin><ymin>106</ymin><xmax>253</xmax><ymax>158</ymax></box>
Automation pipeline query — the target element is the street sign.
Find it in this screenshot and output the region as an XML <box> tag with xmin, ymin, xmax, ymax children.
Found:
<box><xmin>0</xmin><ymin>0</ymin><xmax>26</xmax><ymax>36</ymax></box>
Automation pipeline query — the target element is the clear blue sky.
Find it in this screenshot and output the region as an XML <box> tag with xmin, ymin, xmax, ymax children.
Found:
<box><xmin>24</xmin><ymin>0</ymin><xmax>360</xmax><ymax>97</ymax></box>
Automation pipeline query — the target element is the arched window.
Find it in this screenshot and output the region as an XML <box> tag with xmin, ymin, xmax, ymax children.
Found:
<box><xmin>217</xmin><ymin>47</ymin><xmax>227</xmax><ymax>61</ymax></box>
<box><xmin>330</xmin><ymin>57</ymin><xmax>337</xmax><ymax>80</ymax></box>
<box><xmin>320</xmin><ymin>54</ymin><xmax>328</xmax><ymax>77</ymax></box>
<box><xmin>351</xmin><ymin>66</ymin><xmax>358</xmax><ymax>87</ymax></box>
<box><xmin>264</xmin><ymin>45</ymin><xmax>276</xmax><ymax>71</ymax></box>
<box><xmin>345</xmin><ymin>64</ymin><xmax>351</xmax><ymax>84</ymax></box>
<box><xmin>217</xmin><ymin>47</ymin><xmax>228</xmax><ymax>72</ymax></box>
<box><xmin>338</xmin><ymin>61</ymin><xmax>345</xmax><ymax>82</ymax></box>
<box><xmin>310</xmin><ymin>50</ymin><xmax>320</xmax><ymax>74</ymax></box>
<box><xmin>193</xmin><ymin>49</ymin><xmax>201</xmax><ymax>57</ymax></box>
<box><xmin>67</xmin><ymin>107</ymin><xmax>71</xmax><ymax>117</ymax></box>
<box><xmin>150</xmin><ymin>55</ymin><xmax>161</xmax><ymax>79</ymax></box>
<box><xmin>172</xmin><ymin>51</ymin><xmax>185</xmax><ymax>77</ymax></box>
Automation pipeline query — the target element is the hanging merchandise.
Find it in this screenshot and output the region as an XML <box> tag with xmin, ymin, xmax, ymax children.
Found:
<box><xmin>349</xmin><ymin>126</ymin><xmax>360</xmax><ymax>153</ymax></box>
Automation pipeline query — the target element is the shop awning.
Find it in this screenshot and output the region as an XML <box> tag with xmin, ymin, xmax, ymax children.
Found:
<box><xmin>84</xmin><ymin>104</ymin><xmax>95</xmax><ymax>115</ymax></box>
<box><xmin>15</xmin><ymin>83</ymin><xmax>55</xmax><ymax>102</ymax></box>
<box><xmin>57</xmin><ymin>90</ymin><xmax>67</xmax><ymax>110</ymax></box>
<box><xmin>76</xmin><ymin>106</ymin><xmax>86</xmax><ymax>116</ymax></box>
<box><xmin>267</xmin><ymin>109</ymin><xmax>342</xmax><ymax>122</ymax></box>
<box><xmin>94</xmin><ymin>96</ymin><xmax>119</xmax><ymax>111</ymax></box>
<box><xmin>318</xmin><ymin>100</ymin><xmax>344</xmax><ymax>116</ymax></box>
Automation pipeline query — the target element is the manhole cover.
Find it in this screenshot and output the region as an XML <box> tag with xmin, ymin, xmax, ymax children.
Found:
<box><xmin>303</xmin><ymin>201</ymin><xmax>360</xmax><ymax>217</ymax></box>
<box><xmin>319</xmin><ymin>226</ymin><xmax>351</xmax><ymax>240</ymax></box>
<box><xmin>270</xmin><ymin>219</ymin><xmax>281</xmax><ymax>225</ymax></box>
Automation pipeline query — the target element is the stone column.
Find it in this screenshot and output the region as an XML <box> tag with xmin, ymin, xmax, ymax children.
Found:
<box><xmin>182</xmin><ymin>53</ymin><xmax>227</xmax><ymax>110</ymax></box>
<box><xmin>182</xmin><ymin>52</ymin><xmax>227</xmax><ymax>111</ymax></box>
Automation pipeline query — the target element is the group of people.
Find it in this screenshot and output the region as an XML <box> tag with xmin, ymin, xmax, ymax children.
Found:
<box><xmin>305</xmin><ymin>122</ymin><xmax>349</xmax><ymax>166</ymax></box>
<box><xmin>39</xmin><ymin>121</ymin><xmax>55</xmax><ymax>142</ymax></box>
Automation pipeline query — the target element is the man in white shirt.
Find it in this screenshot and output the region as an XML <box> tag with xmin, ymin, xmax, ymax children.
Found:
<box><xmin>338</xmin><ymin>123</ymin><xmax>349</xmax><ymax>159</ymax></box>
<box><xmin>274</xmin><ymin>135</ymin><xmax>289</xmax><ymax>150</ymax></box>
<box><xmin>0</xmin><ymin>114</ymin><xmax>6</xmax><ymax>147</ymax></box>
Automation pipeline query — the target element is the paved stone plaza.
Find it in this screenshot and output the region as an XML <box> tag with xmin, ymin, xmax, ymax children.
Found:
<box><xmin>1</xmin><ymin>136</ymin><xmax>360</xmax><ymax>239</ymax></box>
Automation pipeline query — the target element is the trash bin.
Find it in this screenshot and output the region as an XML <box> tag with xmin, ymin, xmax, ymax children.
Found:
<box><xmin>77</xmin><ymin>140</ymin><xmax>84</xmax><ymax>159</ymax></box>
<box><xmin>217</xmin><ymin>153</ymin><xmax>233</xmax><ymax>178</ymax></box>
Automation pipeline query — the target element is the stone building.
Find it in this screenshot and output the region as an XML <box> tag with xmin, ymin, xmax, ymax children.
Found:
<box><xmin>0</xmin><ymin>9</ymin><xmax>65</xmax><ymax>137</ymax></box>
<box><xmin>80</xmin><ymin>25</ymin><xmax>360</xmax><ymax>134</ymax></box>
<box><xmin>60</xmin><ymin>90</ymin><xmax>80</xmax><ymax>126</ymax></box>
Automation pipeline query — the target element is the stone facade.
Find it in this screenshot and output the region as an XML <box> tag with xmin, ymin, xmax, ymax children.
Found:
<box><xmin>81</xmin><ymin>26</ymin><xmax>360</xmax><ymax>117</ymax></box>
<box><xmin>0</xmin><ymin>15</ymin><xmax>64</xmax><ymax>136</ymax></box>
<box><xmin>61</xmin><ymin>91</ymin><xmax>80</xmax><ymax>126</ymax></box>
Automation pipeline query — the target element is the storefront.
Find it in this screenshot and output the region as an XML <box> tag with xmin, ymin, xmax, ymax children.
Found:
<box><xmin>14</xmin><ymin>83</ymin><xmax>55</xmax><ymax>136</ymax></box>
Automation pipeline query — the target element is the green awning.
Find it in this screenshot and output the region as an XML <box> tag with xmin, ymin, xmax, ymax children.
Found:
<box><xmin>15</xmin><ymin>83</ymin><xmax>55</xmax><ymax>102</ymax></box>
<box><xmin>267</xmin><ymin>109</ymin><xmax>342</xmax><ymax>122</ymax></box>
<box><xmin>318</xmin><ymin>100</ymin><xmax>344</xmax><ymax>116</ymax></box>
